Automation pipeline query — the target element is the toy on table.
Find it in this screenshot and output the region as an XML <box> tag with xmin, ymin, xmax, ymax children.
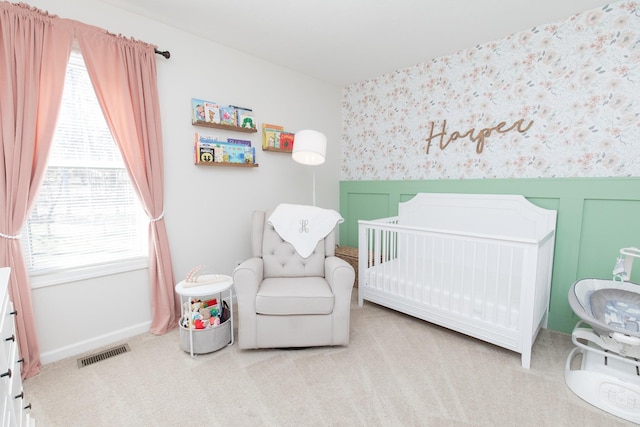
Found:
<box><xmin>183</xmin><ymin>266</ymin><xmax>229</xmax><ymax>288</ymax></box>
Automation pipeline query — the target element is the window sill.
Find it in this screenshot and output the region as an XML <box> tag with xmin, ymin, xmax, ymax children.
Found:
<box><xmin>29</xmin><ymin>257</ymin><xmax>148</xmax><ymax>289</ymax></box>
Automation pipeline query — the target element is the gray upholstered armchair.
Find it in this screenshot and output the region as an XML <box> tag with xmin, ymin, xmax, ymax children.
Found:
<box><xmin>232</xmin><ymin>208</ymin><xmax>355</xmax><ymax>349</ymax></box>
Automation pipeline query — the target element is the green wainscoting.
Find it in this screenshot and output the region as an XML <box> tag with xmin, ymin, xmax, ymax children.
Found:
<box><xmin>339</xmin><ymin>177</ymin><xmax>640</xmax><ymax>334</ymax></box>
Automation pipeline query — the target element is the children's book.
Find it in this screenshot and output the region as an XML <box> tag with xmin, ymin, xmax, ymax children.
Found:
<box><xmin>218</xmin><ymin>143</ymin><xmax>245</xmax><ymax>163</ymax></box>
<box><xmin>214</xmin><ymin>145</ymin><xmax>224</xmax><ymax>162</ymax></box>
<box><xmin>194</xmin><ymin>141</ymin><xmax>217</xmax><ymax>164</ymax></box>
<box><xmin>262</xmin><ymin>123</ymin><xmax>283</xmax><ymax>149</ymax></box>
<box><xmin>231</xmin><ymin>105</ymin><xmax>255</xmax><ymax>130</ymax></box>
<box><xmin>191</xmin><ymin>98</ymin><xmax>207</xmax><ymax>123</ymax></box>
<box><xmin>195</xmin><ymin>132</ymin><xmax>256</xmax><ymax>164</ymax></box>
<box><xmin>219</xmin><ymin>106</ymin><xmax>237</xmax><ymax>126</ymax></box>
<box><xmin>204</xmin><ymin>101</ymin><xmax>220</xmax><ymax>124</ymax></box>
<box><xmin>279</xmin><ymin>132</ymin><xmax>295</xmax><ymax>151</ymax></box>
<box><xmin>195</xmin><ymin>133</ymin><xmax>224</xmax><ymax>164</ymax></box>
<box><xmin>226</xmin><ymin>138</ymin><xmax>252</xmax><ymax>146</ymax></box>
<box><xmin>196</xmin><ymin>133</ymin><xmax>221</xmax><ymax>145</ymax></box>
<box><xmin>243</xmin><ymin>146</ymin><xmax>256</xmax><ymax>164</ymax></box>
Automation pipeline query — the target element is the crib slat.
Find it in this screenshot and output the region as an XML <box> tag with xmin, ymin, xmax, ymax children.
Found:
<box><xmin>410</xmin><ymin>231</ymin><xmax>415</xmax><ymax>298</ymax></box>
<box><xmin>468</xmin><ymin>242</ymin><xmax>473</xmax><ymax>314</ymax></box>
<box><xmin>457</xmin><ymin>241</ymin><xmax>465</xmax><ymax>315</ymax></box>
<box><xmin>372</xmin><ymin>227</ymin><xmax>378</xmax><ymax>289</ymax></box>
<box><xmin>421</xmin><ymin>235</ymin><xmax>425</xmax><ymax>304</ymax></box>
<box><xmin>383</xmin><ymin>228</ymin><xmax>388</xmax><ymax>292</ymax></box>
<box><xmin>507</xmin><ymin>247</ymin><xmax>514</xmax><ymax>328</ymax></box>
<box><xmin>494</xmin><ymin>245</ymin><xmax>501</xmax><ymax>325</ymax></box>
<box><xmin>447</xmin><ymin>239</ymin><xmax>452</xmax><ymax>311</ymax></box>
<box><xmin>435</xmin><ymin>237</ymin><xmax>442</xmax><ymax>307</ymax></box>
<box><xmin>368</xmin><ymin>228</ymin><xmax>373</xmax><ymax>287</ymax></box>
<box><xmin>483</xmin><ymin>243</ymin><xmax>490</xmax><ymax>321</ymax></box>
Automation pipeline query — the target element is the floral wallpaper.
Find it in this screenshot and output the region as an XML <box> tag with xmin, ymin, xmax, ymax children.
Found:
<box><xmin>342</xmin><ymin>1</ymin><xmax>640</xmax><ymax>181</ymax></box>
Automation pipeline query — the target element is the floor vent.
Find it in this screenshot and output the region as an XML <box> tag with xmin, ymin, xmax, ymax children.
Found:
<box><xmin>77</xmin><ymin>343</ymin><xmax>130</xmax><ymax>368</ymax></box>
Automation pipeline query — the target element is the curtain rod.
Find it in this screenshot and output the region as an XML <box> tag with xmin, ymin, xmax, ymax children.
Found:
<box><xmin>154</xmin><ymin>49</ymin><xmax>170</xmax><ymax>59</ymax></box>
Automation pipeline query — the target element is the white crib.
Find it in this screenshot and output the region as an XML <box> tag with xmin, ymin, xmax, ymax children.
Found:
<box><xmin>357</xmin><ymin>193</ymin><xmax>557</xmax><ymax>368</ymax></box>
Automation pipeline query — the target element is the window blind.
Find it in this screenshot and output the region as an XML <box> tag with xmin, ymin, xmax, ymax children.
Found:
<box><xmin>23</xmin><ymin>50</ymin><xmax>147</xmax><ymax>274</ymax></box>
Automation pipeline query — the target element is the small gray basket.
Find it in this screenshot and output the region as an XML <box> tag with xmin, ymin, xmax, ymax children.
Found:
<box><xmin>179</xmin><ymin>317</ymin><xmax>231</xmax><ymax>354</ymax></box>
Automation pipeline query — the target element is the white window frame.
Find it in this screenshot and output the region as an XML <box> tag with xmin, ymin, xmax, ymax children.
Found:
<box><xmin>23</xmin><ymin>49</ymin><xmax>148</xmax><ymax>288</ymax></box>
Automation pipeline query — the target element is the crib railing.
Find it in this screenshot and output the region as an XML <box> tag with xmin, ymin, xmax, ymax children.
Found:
<box><xmin>358</xmin><ymin>216</ymin><xmax>545</xmax><ymax>330</ymax></box>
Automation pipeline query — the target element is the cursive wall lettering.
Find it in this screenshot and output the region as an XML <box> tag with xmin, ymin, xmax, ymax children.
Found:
<box><xmin>426</xmin><ymin>118</ymin><xmax>534</xmax><ymax>154</ymax></box>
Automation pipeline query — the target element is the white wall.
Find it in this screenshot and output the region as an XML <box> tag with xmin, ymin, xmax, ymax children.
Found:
<box><xmin>25</xmin><ymin>0</ymin><xmax>342</xmax><ymax>363</ymax></box>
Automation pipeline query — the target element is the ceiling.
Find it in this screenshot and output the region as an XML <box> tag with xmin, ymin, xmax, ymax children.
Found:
<box><xmin>98</xmin><ymin>0</ymin><xmax>611</xmax><ymax>86</ymax></box>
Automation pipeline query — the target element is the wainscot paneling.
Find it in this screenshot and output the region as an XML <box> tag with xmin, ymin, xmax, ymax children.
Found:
<box><xmin>339</xmin><ymin>177</ymin><xmax>640</xmax><ymax>333</ymax></box>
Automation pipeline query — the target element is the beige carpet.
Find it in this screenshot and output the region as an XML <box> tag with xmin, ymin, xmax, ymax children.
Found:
<box><xmin>23</xmin><ymin>295</ymin><xmax>635</xmax><ymax>426</ymax></box>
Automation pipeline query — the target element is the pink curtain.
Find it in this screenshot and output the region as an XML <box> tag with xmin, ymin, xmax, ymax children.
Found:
<box><xmin>76</xmin><ymin>27</ymin><xmax>179</xmax><ymax>334</ymax></box>
<box><xmin>0</xmin><ymin>3</ymin><xmax>73</xmax><ymax>378</ymax></box>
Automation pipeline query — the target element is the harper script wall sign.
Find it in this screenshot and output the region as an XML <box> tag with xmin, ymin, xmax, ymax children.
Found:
<box><xmin>426</xmin><ymin>118</ymin><xmax>534</xmax><ymax>154</ymax></box>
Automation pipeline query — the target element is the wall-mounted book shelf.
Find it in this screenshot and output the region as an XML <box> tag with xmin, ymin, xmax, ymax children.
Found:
<box><xmin>196</xmin><ymin>162</ymin><xmax>259</xmax><ymax>168</ymax></box>
<box><xmin>193</xmin><ymin>120</ymin><xmax>257</xmax><ymax>133</ymax></box>
<box><xmin>262</xmin><ymin>123</ymin><xmax>294</xmax><ymax>152</ymax></box>
<box><xmin>262</xmin><ymin>147</ymin><xmax>293</xmax><ymax>154</ymax></box>
<box><xmin>191</xmin><ymin>99</ymin><xmax>259</xmax><ymax>168</ymax></box>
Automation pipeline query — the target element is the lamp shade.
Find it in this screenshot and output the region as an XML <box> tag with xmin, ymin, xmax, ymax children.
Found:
<box><xmin>292</xmin><ymin>130</ymin><xmax>327</xmax><ymax>166</ymax></box>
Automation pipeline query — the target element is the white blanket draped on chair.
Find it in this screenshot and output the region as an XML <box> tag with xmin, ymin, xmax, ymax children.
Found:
<box><xmin>267</xmin><ymin>204</ymin><xmax>343</xmax><ymax>258</ymax></box>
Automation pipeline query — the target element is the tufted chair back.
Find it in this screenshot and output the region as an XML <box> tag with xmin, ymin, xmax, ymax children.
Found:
<box><xmin>251</xmin><ymin>210</ymin><xmax>336</xmax><ymax>278</ymax></box>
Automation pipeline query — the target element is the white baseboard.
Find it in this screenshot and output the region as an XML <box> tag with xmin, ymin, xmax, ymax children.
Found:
<box><xmin>39</xmin><ymin>321</ymin><xmax>152</xmax><ymax>365</ymax></box>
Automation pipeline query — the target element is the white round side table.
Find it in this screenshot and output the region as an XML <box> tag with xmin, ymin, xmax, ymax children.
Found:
<box><xmin>175</xmin><ymin>274</ymin><xmax>234</xmax><ymax>357</ymax></box>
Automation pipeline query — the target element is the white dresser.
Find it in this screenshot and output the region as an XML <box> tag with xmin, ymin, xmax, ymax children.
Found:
<box><xmin>0</xmin><ymin>268</ymin><xmax>33</xmax><ymax>427</ymax></box>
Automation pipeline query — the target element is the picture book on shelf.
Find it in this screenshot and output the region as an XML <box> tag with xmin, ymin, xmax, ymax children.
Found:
<box><xmin>192</xmin><ymin>98</ymin><xmax>257</xmax><ymax>131</ymax></box>
<box><xmin>191</xmin><ymin>98</ymin><xmax>207</xmax><ymax>123</ymax></box>
<box><xmin>204</xmin><ymin>101</ymin><xmax>220</xmax><ymax>124</ymax></box>
<box><xmin>195</xmin><ymin>142</ymin><xmax>216</xmax><ymax>164</ymax></box>
<box><xmin>222</xmin><ymin>144</ymin><xmax>245</xmax><ymax>163</ymax></box>
<box><xmin>219</xmin><ymin>106</ymin><xmax>237</xmax><ymax>126</ymax></box>
<box><xmin>279</xmin><ymin>132</ymin><xmax>295</xmax><ymax>151</ymax></box>
<box><xmin>226</xmin><ymin>138</ymin><xmax>252</xmax><ymax>146</ymax></box>
<box><xmin>194</xmin><ymin>132</ymin><xmax>256</xmax><ymax>165</ymax></box>
<box><xmin>194</xmin><ymin>133</ymin><xmax>216</xmax><ymax>164</ymax></box>
<box><xmin>231</xmin><ymin>105</ymin><xmax>255</xmax><ymax>130</ymax></box>
<box><xmin>243</xmin><ymin>146</ymin><xmax>255</xmax><ymax>164</ymax></box>
<box><xmin>196</xmin><ymin>133</ymin><xmax>221</xmax><ymax>145</ymax></box>
<box><xmin>262</xmin><ymin>123</ymin><xmax>283</xmax><ymax>149</ymax></box>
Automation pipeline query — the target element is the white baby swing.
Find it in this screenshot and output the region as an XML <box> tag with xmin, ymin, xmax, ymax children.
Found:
<box><xmin>565</xmin><ymin>247</ymin><xmax>640</xmax><ymax>423</ymax></box>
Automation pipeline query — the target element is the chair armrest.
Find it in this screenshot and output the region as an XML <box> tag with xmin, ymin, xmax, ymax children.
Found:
<box><xmin>232</xmin><ymin>257</ymin><xmax>263</xmax><ymax>349</ymax></box>
<box><xmin>325</xmin><ymin>256</ymin><xmax>355</xmax><ymax>295</ymax></box>
<box><xmin>232</xmin><ymin>257</ymin><xmax>264</xmax><ymax>299</ymax></box>
<box><xmin>325</xmin><ymin>256</ymin><xmax>355</xmax><ymax>345</ymax></box>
